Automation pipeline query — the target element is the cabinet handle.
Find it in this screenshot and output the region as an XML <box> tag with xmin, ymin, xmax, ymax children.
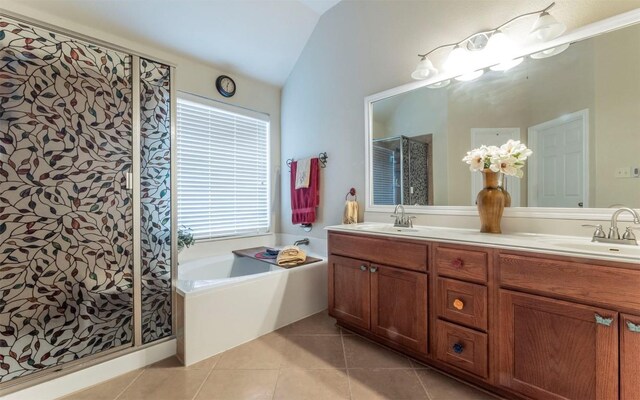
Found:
<box><xmin>451</xmin><ymin>258</ymin><xmax>464</xmax><ymax>269</ymax></box>
<box><xmin>627</xmin><ymin>321</ymin><xmax>640</xmax><ymax>333</ymax></box>
<box><xmin>452</xmin><ymin>343</ymin><xmax>464</xmax><ymax>354</ymax></box>
<box><xmin>453</xmin><ymin>299</ymin><xmax>465</xmax><ymax>311</ymax></box>
<box><xmin>370</xmin><ymin>266</ymin><xmax>378</xmax><ymax>273</ymax></box>
<box><xmin>595</xmin><ymin>313</ymin><xmax>613</xmax><ymax>327</ymax></box>
<box><xmin>359</xmin><ymin>265</ymin><xmax>367</xmax><ymax>271</ymax></box>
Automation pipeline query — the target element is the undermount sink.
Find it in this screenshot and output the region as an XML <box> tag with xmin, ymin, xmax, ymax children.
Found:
<box><xmin>540</xmin><ymin>237</ymin><xmax>640</xmax><ymax>257</ymax></box>
<box><xmin>351</xmin><ymin>224</ymin><xmax>419</xmax><ymax>233</ymax></box>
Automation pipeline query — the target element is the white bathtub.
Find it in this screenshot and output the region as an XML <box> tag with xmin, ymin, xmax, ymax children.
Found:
<box><xmin>177</xmin><ymin>253</ymin><xmax>285</xmax><ymax>293</ymax></box>
<box><xmin>176</xmin><ymin>247</ymin><xmax>328</xmax><ymax>366</ymax></box>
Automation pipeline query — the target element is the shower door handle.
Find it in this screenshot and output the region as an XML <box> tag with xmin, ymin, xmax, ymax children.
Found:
<box><xmin>125</xmin><ymin>171</ymin><xmax>133</xmax><ymax>192</ymax></box>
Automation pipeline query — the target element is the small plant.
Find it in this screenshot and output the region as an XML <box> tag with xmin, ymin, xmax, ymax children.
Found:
<box><xmin>177</xmin><ymin>226</ymin><xmax>195</xmax><ymax>252</ymax></box>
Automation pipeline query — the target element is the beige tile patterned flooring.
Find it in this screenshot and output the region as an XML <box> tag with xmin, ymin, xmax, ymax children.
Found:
<box><xmin>61</xmin><ymin>310</ymin><xmax>500</xmax><ymax>400</ymax></box>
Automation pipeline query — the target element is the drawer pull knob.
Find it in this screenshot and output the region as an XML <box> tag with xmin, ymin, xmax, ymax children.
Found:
<box><xmin>595</xmin><ymin>313</ymin><xmax>613</xmax><ymax>327</ymax></box>
<box><xmin>453</xmin><ymin>299</ymin><xmax>465</xmax><ymax>310</ymax></box>
<box><xmin>359</xmin><ymin>265</ymin><xmax>367</xmax><ymax>271</ymax></box>
<box><xmin>627</xmin><ymin>321</ymin><xmax>640</xmax><ymax>333</ymax></box>
<box><xmin>370</xmin><ymin>266</ymin><xmax>378</xmax><ymax>273</ymax></box>
<box><xmin>452</xmin><ymin>343</ymin><xmax>464</xmax><ymax>354</ymax></box>
<box><xmin>451</xmin><ymin>258</ymin><xmax>464</xmax><ymax>269</ymax></box>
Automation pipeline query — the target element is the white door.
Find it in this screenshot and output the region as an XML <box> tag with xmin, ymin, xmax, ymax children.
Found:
<box><xmin>528</xmin><ymin>109</ymin><xmax>589</xmax><ymax>208</ymax></box>
<box><xmin>470</xmin><ymin>128</ymin><xmax>521</xmax><ymax>206</ymax></box>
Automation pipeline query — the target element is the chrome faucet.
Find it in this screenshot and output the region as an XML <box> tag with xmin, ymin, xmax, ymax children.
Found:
<box><xmin>293</xmin><ymin>238</ymin><xmax>309</xmax><ymax>246</ymax></box>
<box><xmin>583</xmin><ymin>207</ymin><xmax>640</xmax><ymax>245</ymax></box>
<box><xmin>391</xmin><ymin>204</ymin><xmax>415</xmax><ymax>228</ymax></box>
<box><xmin>609</xmin><ymin>207</ymin><xmax>640</xmax><ymax>240</ymax></box>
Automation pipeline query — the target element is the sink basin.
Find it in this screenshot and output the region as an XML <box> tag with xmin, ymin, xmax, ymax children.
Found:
<box><xmin>351</xmin><ymin>224</ymin><xmax>420</xmax><ymax>234</ymax></box>
<box><xmin>540</xmin><ymin>237</ymin><xmax>640</xmax><ymax>258</ymax></box>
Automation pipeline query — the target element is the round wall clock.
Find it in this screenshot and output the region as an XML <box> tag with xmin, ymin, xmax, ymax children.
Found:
<box><xmin>216</xmin><ymin>75</ymin><xmax>236</xmax><ymax>98</ymax></box>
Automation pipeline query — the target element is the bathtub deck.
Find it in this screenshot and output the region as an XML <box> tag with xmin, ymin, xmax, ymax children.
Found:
<box><xmin>232</xmin><ymin>246</ymin><xmax>323</xmax><ymax>268</ymax></box>
<box><xmin>60</xmin><ymin>310</ymin><xmax>500</xmax><ymax>400</ymax></box>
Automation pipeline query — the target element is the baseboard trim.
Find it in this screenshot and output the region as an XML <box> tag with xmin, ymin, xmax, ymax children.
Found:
<box><xmin>3</xmin><ymin>339</ymin><xmax>176</xmax><ymax>400</ymax></box>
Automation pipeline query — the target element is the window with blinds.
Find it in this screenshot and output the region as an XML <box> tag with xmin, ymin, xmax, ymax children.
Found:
<box><xmin>177</xmin><ymin>95</ymin><xmax>270</xmax><ymax>240</ymax></box>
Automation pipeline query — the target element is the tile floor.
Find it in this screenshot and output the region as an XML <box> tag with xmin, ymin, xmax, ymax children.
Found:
<box><xmin>61</xmin><ymin>310</ymin><xmax>500</xmax><ymax>400</ymax></box>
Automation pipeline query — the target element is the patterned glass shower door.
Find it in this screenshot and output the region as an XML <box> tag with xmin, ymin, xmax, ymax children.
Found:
<box><xmin>0</xmin><ymin>17</ymin><xmax>134</xmax><ymax>383</ymax></box>
<box><xmin>139</xmin><ymin>58</ymin><xmax>172</xmax><ymax>344</ymax></box>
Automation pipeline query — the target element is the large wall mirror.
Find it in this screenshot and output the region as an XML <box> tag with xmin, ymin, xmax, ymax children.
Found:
<box><xmin>366</xmin><ymin>10</ymin><xmax>640</xmax><ymax>218</ymax></box>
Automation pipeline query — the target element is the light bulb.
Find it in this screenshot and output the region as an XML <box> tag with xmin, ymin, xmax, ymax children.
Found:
<box><xmin>443</xmin><ymin>46</ymin><xmax>470</xmax><ymax>75</ymax></box>
<box><xmin>486</xmin><ymin>31</ymin><xmax>516</xmax><ymax>59</ymax></box>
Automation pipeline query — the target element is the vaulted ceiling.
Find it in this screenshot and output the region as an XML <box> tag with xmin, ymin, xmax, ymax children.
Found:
<box><xmin>8</xmin><ymin>0</ymin><xmax>341</xmax><ymax>86</ymax></box>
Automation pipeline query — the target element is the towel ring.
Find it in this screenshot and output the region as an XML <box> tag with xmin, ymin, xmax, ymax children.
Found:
<box><xmin>346</xmin><ymin>187</ymin><xmax>357</xmax><ymax>201</ymax></box>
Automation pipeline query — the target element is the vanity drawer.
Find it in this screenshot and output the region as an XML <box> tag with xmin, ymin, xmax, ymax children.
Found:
<box><xmin>328</xmin><ymin>232</ymin><xmax>427</xmax><ymax>272</ymax></box>
<box><xmin>435</xmin><ymin>320</ymin><xmax>488</xmax><ymax>379</ymax></box>
<box><xmin>435</xmin><ymin>246</ymin><xmax>488</xmax><ymax>283</ymax></box>
<box><xmin>498</xmin><ymin>253</ymin><xmax>640</xmax><ymax>312</ymax></box>
<box><xmin>437</xmin><ymin>277</ymin><xmax>488</xmax><ymax>331</ymax></box>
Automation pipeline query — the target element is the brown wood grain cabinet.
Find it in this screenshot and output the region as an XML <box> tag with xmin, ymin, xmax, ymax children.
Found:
<box><xmin>328</xmin><ymin>231</ymin><xmax>640</xmax><ymax>400</ymax></box>
<box><xmin>371</xmin><ymin>264</ymin><xmax>428</xmax><ymax>352</ymax></box>
<box><xmin>498</xmin><ymin>289</ymin><xmax>619</xmax><ymax>400</ymax></box>
<box><xmin>328</xmin><ymin>233</ymin><xmax>429</xmax><ymax>354</ymax></box>
<box><xmin>328</xmin><ymin>254</ymin><xmax>371</xmax><ymax>330</ymax></box>
<box><xmin>621</xmin><ymin>314</ymin><xmax>640</xmax><ymax>400</ymax></box>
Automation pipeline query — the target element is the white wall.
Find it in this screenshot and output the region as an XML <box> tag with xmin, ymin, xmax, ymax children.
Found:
<box><xmin>0</xmin><ymin>0</ymin><xmax>283</xmax><ymax>237</ymax></box>
<box><xmin>281</xmin><ymin>0</ymin><xmax>640</xmax><ymax>237</ymax></box>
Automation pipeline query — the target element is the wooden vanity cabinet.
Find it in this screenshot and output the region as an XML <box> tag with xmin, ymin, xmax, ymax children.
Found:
<box><xmin>328</xmin><ymin>254</ymin><xmax>371</xmax><ymax>330</ymax></box>
<box><xmin>328</xmin><ymin>230</ymin><xmax>640</xmax><ymax>400</ymax></box>
<box><xmin>621</xmin><ymin>314</ymin><xmax>640</xmax><ymax>400</ymax></box>
<box><xmin>432</xmin><ymin>244</ymin><xmax>492</xmax><ymax>384</ymax></box>
<box><xmin>497</xmin><ymin>251</ymin><xmax>640</xmax><ymax>400</ymax></box>
<box><xmin>371</xmin><ymin>264</ymin><xmax>428</xmax><ymax>352</ymax></box>
<box><xmin>498</xmin><ymin>290</ymin><xmax>619</xmax><ymax>400</ymax></box>
<box><xmin>328</xmin><ymin>232</ymin><xmax>429</xmax><ymax>354</ymax></box>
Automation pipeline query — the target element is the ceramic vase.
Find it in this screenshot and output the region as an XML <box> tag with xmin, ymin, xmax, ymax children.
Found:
<box><xmin>476</xmin><ymin>169</ymin><xmax>510</xmax><ymax>233</ymax></box>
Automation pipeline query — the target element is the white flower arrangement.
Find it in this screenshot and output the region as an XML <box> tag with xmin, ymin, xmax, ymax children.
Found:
<box><xmin>462</xmin><ymin>140</ymin><xmax>533</xmax><ymax>178</ymax></box>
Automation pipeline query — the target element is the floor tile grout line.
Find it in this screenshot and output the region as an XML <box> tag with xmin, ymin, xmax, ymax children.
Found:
<box><xmin>339</xmin><ymin>328</ymin><xmax>353</xmax><ymax>400</ymax></box>
<box><xmin>412</xmin><ymin>367</ymin><xmax>433</xmax><ymax>400</ymax></box>
<box><xmin>189</xmin><ymin>359</ymin><xmax>218</xmax><ymax>400</ymax></box>
<box><xmin>113</xmin><ymin>368</ymin><xmax>146</xmax><ymax>400</ymax></box>
<box><xmin>270</xmin><ymin>348</ymin><xmax>285</xmax><ymax>400</ymax></box>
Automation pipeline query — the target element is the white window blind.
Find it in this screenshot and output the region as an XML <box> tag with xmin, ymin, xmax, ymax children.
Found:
<box><xmin>177</xmin><ymin>95</ymin><xmax>270</xmax><ymax>239</ymax></box>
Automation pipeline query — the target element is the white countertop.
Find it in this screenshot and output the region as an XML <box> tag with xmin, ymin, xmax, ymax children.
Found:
<box><xmin>326</xmin><ymin>223</ymin><xmax>640</xmax><ymax>265</ymax></box>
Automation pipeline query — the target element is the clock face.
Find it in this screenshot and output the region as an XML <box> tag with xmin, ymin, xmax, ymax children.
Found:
<box><xmin>216</xmin><ymin>75</ymin><xmax>236</xmax><ymax>97</ymax></box>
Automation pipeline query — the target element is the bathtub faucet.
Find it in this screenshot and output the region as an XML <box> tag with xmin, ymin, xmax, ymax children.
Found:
<box><xmin>293</xmin><ymin>238</ymin><xmax>310</xmax><ymax>246</ymax></box>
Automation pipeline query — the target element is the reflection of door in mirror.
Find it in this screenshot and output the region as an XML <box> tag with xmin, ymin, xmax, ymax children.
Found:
<box><xmin>528</xmin><ymin>109</ymin><xmax>588</xmax><ymax>208</ymax></box>
<box><xmin>372</xmin><ymin>135</ymin><xmax>433</xmax><ymax>206</ymax></box>
<box><xmin>470</xmin><ymin>128</ymin><xmax>522</xmax><ymax>207</ymax></box>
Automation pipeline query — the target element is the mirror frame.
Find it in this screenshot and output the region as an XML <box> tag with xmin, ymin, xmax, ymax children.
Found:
<box><xmin>365</xmin><ymin>8</ymin><xmax>640</xmax><ymax>220</ymax></box>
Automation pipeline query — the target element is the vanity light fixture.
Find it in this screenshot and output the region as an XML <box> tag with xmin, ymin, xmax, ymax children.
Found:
<box><xmin>411</xmin><ymin>55</ymin><xmax>438</xmax><ymax>80</ymax></box>
<box><xmin>530</xmin><ymin>10</ymin><xmax>566</xmax><ymax>41</ymax></box>
<box><xmin>411</xmin><ymin>2</ymin><xmax>565</xmax><ymax>82</ymax></box>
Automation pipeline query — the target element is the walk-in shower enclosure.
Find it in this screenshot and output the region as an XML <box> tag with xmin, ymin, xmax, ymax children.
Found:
<box><xmin>0</xmin><ymin>12</ymin><xmax>176</xmax><ymax>391</ymax></box>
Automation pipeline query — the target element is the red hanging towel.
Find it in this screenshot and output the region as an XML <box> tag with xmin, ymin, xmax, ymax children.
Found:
<box><xmin>291</xmin><ymin>158</ymin><xmax>320</xmax><ymax>224</ymax></box>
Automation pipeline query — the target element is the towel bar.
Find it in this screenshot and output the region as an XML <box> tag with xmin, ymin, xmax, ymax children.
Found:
<box><xmin>286</xmin><ymin>152</ymin><xmax>328</xmax><ymax>171</ymax></box>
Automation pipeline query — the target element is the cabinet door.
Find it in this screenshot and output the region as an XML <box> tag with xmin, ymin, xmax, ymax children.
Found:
<box><xmin>328</xmin><ymin>255</ymin><xmax>371</xmax><ymax>330</ymax></box>
<box><xmin>621</xmin><ymin>314</ymin><xmax>640</xmax><ymax>400</ymax></box>
<box><xmin>371</xmin><ymin>264</ymin><xmax>428</xmax><ymax>353</ymax></box>
<box><xmin>499</xmin><ymin>290</ymin><xmax>618</xmax><ymax>400</ymax></box>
